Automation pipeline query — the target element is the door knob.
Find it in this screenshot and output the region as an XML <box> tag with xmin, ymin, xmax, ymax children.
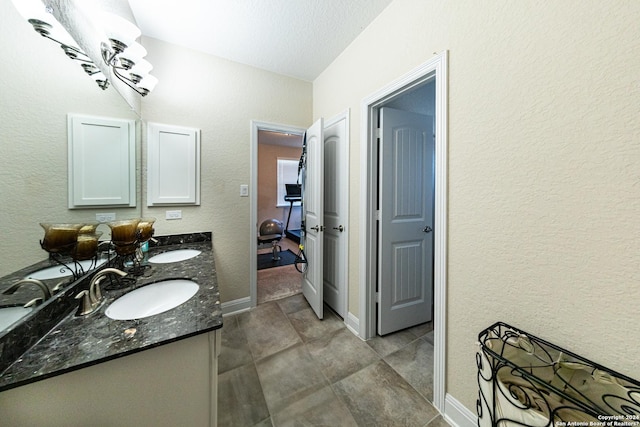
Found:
<box><xmin>333</xmin><ymin>225</ymin><xmax>344</xmax><ymax>232</ymax></box>
<box><xmin>310</xmin><ymin>225</ymin><xmax>320</xmax><ymax>232</ymax></box>
<box><xmin>423</xmin><ymin>226</ymin><xmax>433</xmax><ymax>233</ymax></box>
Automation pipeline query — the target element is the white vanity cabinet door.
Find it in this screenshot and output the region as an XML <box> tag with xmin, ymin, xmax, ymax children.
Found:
<box><xmin>147</xmin><ymin>123</ymin><xmax>201</xmax><ymax>206</ymax></box>
<box><xmin>0</xmin><ymin>330</ymin><xmax>220</xmax><ymax>427</ymax></box>
<box><xmin>68</xmin><ymin>114</ymin><xmax>136</xmax><ymax>208</ymax></box>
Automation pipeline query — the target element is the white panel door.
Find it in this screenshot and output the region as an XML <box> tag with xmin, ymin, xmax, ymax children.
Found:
<box><xmin>302</xmin><ymin>118</ymin><xmax>324</xmax><ymax>319</ymax></box>
<box><xmin>323</xmin><ymin>118</ymin><xmax>347</xmax><ymax>318</ymax></box>
<box><xmin>378</xmin><ymin>107</ymin><xmax>434</xmax><ymax>335</ymax></box>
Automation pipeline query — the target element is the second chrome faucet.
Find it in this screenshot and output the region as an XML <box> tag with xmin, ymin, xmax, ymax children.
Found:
<box><xmin>3</xmin><ymin>278</ymin><xmax>52</xmax><ymax>308</ymax></box>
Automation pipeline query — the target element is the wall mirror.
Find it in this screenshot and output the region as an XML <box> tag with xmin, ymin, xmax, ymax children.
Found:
<box><xmin>0</xmin><ymin>2</ymin><xmax>142</xmax><ymax>331</ymax></box>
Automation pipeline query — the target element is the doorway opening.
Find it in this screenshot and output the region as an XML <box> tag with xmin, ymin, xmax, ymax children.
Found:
<box><xmin>359</xmin><ymin>52</ymin><xmax>448</xmax><ymax>412</ymax></box>
<box><xmin>250</xmin><ymin>122</ymin><xmax>305</xmax><ymax>307</ymax></box>
<box><xmin>250</xmin><ymin>115</ymin><xmax>350</xmax><ymax>316</ymax></box>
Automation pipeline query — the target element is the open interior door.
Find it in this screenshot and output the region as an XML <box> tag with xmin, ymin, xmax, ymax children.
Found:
<box><xmin>322</xmin><ymin>117</ymin><xmax>348</xmax><ymax>318</ymax></box>
<box><xmin>378</xmin><ymin>107</ymin><xmax>434</xmax><ymax>335</ymax></box>
<box><xmin>301</xmin><ymin>118</ymin><xmax>324</xmax><ymax>319</ymax></box>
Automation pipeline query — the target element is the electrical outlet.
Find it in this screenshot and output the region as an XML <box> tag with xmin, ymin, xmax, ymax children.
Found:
<box><xmin>96</xmin><ymin>213</ymin><xmax>116</xmax><ymax>222</ymax></box>
<box><xmin>166</xmin><ymin>210</ymin><xmax>182</xmax><ymax>220</ymax></box>
<box><xmin>240</xmin><ymin>184</ymin><xmax>249</xmax><ymax>197</ymax></box>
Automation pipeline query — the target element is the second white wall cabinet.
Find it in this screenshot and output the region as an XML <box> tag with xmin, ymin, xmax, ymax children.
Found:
<box><xmin>147</xmin><ymin>123</ymin><xmax>201</xmax><ymax>206</ymax></box>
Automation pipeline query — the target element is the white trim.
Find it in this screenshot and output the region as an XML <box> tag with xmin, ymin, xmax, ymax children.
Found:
<box><xmin>221</xmin><ymin>296</ymin><xmax>252</xmax><ymax>316</ymax></box>
<box><xmin>359</xmin><ymin>98</ymin><xmax>377</xmax><ymax>339</ymax></box>
<box><xmin>358</xmin><ymin>51</ymin><xmax>448</xmax><ymax>412</ymax></box>
<box><xmin>345</xmin><ymin>311</ymin><xmax>360</xmax><ymax>338</ymax></box>
<box><xmin>444</xmin><ymin>394</ymin><xmax>477</xmax><ymax>427</ymax></box>
<box><xmin>250</xmin><ymin>121</ymin><xmax>306</xmax><ymax>309</ymax></box>
<box><xmin>432</xmin><ymin>51</ymin><xmax>449</xmax><ymax>414</ymax></box>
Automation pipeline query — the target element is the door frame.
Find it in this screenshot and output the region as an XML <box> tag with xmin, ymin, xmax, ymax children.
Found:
<box><xmin>250</xmin><ymin>120</ymin><xmax>306</xmax><ymax>308</ymax></box>
<box><xmin>358</xmin><ymin>51</ymin><xmax>448</xmax><ymax>411</ymax></box>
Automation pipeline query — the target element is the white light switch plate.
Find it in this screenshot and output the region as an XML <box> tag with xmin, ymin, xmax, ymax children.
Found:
<box><xmin>240</xmin><ymin>184</ymin><xmax>249</xmax><ymax>197</ymax></box>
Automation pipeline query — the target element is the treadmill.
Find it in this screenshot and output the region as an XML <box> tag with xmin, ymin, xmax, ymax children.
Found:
<box><xmin>284</xmin><ymin>183</ymin><xmax>302</xmax><ymax>243</ymax></box>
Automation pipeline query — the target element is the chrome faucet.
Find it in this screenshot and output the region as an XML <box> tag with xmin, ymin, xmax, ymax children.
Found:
<box><xmin>3</xmin><ymin>278</ymin><xmax>52</xmax><ymax>303</ymax></box>
<box><xmin>76</xmin><ymin>268</ymin><xmax>128</xmax><ymax>316</ymax></box>
<box><xmin>88</xmin><ymin>268</ymin><xmax>127</xmax><ymax>306</ymax></box>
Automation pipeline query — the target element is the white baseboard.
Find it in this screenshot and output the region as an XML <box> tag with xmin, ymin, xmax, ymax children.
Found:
<box><xmin>221</xmin><ymin>297</ymin><xmax>251</xmax><ymax>316</ymax></box>
<box><xmin>444</xmin><ymin>393</ymin><xmax>477</xmax><ymax>427</ymax></box>
<box><xmin>345</xmin><ymin>312</ymin><xmax>360</xmax><ymax>337</ymax></box>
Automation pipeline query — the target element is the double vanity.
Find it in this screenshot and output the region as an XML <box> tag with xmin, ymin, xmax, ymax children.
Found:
<box><xmin>0</xmin><ymin>232</ymin><xmax>222</xmax><ymax>427</ymax></box>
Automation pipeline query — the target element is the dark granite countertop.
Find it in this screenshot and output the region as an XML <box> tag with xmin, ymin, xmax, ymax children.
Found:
<box><xmin>0</xmin><ymin>237</ymin><xmax>222</xmax><ymax>392</ymax></box>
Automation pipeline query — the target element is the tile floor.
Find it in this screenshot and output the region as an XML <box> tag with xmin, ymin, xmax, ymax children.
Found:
<box><xmin>218</xmin><ymin>294</ymin><xmax>447</xmax><ymax>426</ymax></box>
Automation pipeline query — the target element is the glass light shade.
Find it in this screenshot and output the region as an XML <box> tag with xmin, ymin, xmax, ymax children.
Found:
<box><xmin>137</xmin><ymin>218</ymin><xmax>156</xmax><ymax>242</ymax></box>
<box><xmin>10</xmin><ymin>0</ymin><xmax>51</xmax><ymax>22</ymax></box>
<box><xmin>98</xmin><ymin>11</ymin><xmax>141</xmax><ymax>49</ymax></box>
<box><xmin>79</xmin><ymin>222</ymin><xmax>100</xmax><ymax>234</ymax></box>
<box><xmin>47</xmin><ymin>22</ymin><xmax>79</xmax><ymax>49</ymax></box>
<box><xmin>10</xmin><ymin>0</ymin><xmax>79</xmax><ymax>48</ymax></box>
<box><xmin>73</xmin><ymin>232</ymin><xmax>103</xmax><ymax>261</ymax></box>
<box><xmin>129</xmin><ymin>58</ymin><xmax>153</xmax><ymax>77</ymax></box>
<box><xmin>81</xmin><ymin>63</ymin><xmax>99</xmax><ymax>74</ymax></box>
<box><xmin>107</xmin><ymin>219</ymin><xmax>141</xmax><ymax>244</ymax></box>
<box><xmin>40</xmin><ymin>223</ymin><xmax>84</xmax><ymax>253</ymax></box>
<box><xmin>120</xmin><ymin>41</ymin><xmax>147</xmax><ymax>64</ymax></box>
<box><xmin>90</xmin><ymin>71</ymin><xmax>107</xmax><ymax>82</ymax></box>
<box><xmin>138</xmin><ymin>74</ymin><xmax>158</xmax><ymax>92</ymax></box>
<box><xmin>114</xmin><ymin>243</ymin><xmax>137</xmax><ymax>256</ymax></box>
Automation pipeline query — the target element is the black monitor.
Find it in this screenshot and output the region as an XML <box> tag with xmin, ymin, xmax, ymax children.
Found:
<box><xmin>285</xmin><ymin>183</ymin><xmax>301</xmax><ymax>197</ymax></box>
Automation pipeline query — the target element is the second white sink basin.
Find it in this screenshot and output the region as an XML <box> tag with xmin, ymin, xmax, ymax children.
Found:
<box><xmin>148</xmin><ymin>249</ymin><xmax>201</xmax><ymax>264</ymax></box>
<box><xmin>105</xmin><ymin>279</ymin><xmax>199</xmax><ymax>320</ymax></box>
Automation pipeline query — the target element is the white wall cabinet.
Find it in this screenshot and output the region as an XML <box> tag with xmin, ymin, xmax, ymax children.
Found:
<box><xmin>147</xmin><ymin>123</ymin><xmax>201</xmax><ymax>206</ymax></box>
<box><xmin>68</xmin><ymin>114</ymin><xmax>136</xmax><ymax>208</ymax></box>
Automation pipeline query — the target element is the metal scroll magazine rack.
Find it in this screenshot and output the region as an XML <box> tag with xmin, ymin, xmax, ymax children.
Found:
<box><xmin>477</xmin><ymin>322</ymin><xmax>640</xmax><ymax>426</ymax></box>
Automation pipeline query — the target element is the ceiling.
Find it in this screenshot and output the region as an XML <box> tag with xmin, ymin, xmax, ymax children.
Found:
<box><xmin>259</xmin><ymin>130</ymin><xmax>303</xmax><ymax>148</ymax></box>
<box><xmin>128</xmin><ymin>0</ymin><xmax>393</xmax><ymax>81</ymax></box>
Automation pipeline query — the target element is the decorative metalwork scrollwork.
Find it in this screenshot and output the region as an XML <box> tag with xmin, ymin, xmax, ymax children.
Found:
<box><xmin>477</xmin><ymin>322</ymin><xmax>640</xmax><ymax>427</ymax></box>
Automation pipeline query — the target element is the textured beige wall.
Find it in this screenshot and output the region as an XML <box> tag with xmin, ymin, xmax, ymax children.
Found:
<box><xmin>0</xmin><ymin>0</ymin><xmax>140</xmax><ymax>277</ymax></box>
<box><xmin>140</xmin><ymin>37</ymin><xmax>312</xmax><ymax>302</ymax></box>
<box><xmin>313</xmin><ymin>0</ymin><xmax>640</xmax><ymax>412</ymax></box>
<box><xmin>257</xmin><ymin>143</ymin><xmax>303</xmax><ymax>230</ymax></box>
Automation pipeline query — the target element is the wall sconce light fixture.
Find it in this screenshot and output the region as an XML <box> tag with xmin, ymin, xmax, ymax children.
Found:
<box><xmin>10</xmin><ymin>0</ymin><xmax>158</xmax><ymax>96</ymax></box>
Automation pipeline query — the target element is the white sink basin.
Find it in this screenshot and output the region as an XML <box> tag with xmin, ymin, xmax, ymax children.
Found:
<box><xmin>0</xmin><ymin>306</ymin><xmax>32</xmax><ymax>330</ymax></box>
<box><xmin>105</xmin><ymin>279</ymin><xmax>199</xmax><ymax>320</ymax></box>
<box><xmin>27</xmin><ymin>258</ymin><xmax>107</xmax><ymax>280</ymax></box>
<box><xmin>148</xmin><ymin>249</ymin><xmax>201</xmax><ymax>264</ymax></box>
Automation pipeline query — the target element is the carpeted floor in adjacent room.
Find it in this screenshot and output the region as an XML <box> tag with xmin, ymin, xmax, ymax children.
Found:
<box><xmin>257</xmin><ymin>238</ymin><xmax>302</xmax><ymax>304</ymax></box>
